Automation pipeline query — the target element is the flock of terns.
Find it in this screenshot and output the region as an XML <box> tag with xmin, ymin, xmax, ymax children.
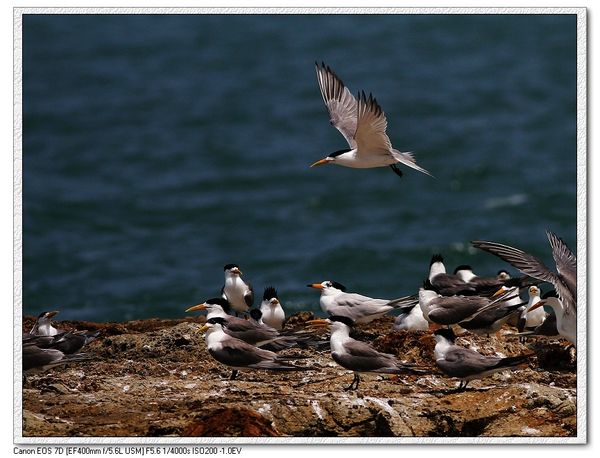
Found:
<box><xmin>22</xmin><ymin>63</ymin><xmax>577</xmax><ymax>394</ymax></box>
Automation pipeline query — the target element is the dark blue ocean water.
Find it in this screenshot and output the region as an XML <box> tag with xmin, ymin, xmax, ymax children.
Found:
<box><xmin>22</xmin><ymin>14</ymin><xmax>578</xmax><ymax>322</ymax></box>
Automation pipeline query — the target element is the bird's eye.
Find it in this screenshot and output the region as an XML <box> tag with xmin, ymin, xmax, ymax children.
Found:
<box><xmin>325</xmin><ymin>282</ymin><xmax>331</xmax><ymax>287</ymax></box>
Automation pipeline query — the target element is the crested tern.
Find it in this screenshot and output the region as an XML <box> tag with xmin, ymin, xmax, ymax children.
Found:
<box><xmin>259</xmin><ymin>286</ymin><xmax>286</xmax><ymax>331</ymax></box>
<box><xmin>199</xmin><ymin>317</ymin><xmax>311</xmax><ymax>380</ymax></box>
<box><xmin>307</xmin><ymin>280</ymin><xmax>418</xmax><ymax>324</ymax></box>
<box><xmin>309</xmin><ymin>315</ymin><xmax>425</xmax><ymax>390</ymax></box>
<box><xmin>472</xmin><ymin>231</ymin><xmax>576</xmax><ymax>346</ymax></box>
<box><xmin>428</xmin><ymin>255</ymin><xmax>477</xmax><ymax>296</ymax></box>
<box><xmin>393</xmin><ymin>302</ymin><xmax>429</xmax><ymax>332</ymax></box>
<box><xmin>28</xmin><ymin>311</ymin><xmax>60</xmax><ymax>336</ymax></box>
<box><xmin>221</xmin><ymin>264</ymin><xmax>254</xmax><ymax>316</ymax></box>
<box><xmin>311</xmin><ymin>62</ymin><xmax>432</xmax><ymax>178</ymax></box>
<box><xmin>433</xmin><ymin>328</ymin><xmax>532</xmax><ymax>390</ymax></box>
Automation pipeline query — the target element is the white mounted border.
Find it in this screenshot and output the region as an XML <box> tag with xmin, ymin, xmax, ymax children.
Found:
<box><xmin>13</xmin><ymin>6</ymin><xmax>587</xmax><ymax>445</ymax></box>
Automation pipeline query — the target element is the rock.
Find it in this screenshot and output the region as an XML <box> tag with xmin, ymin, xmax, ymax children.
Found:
<box><xmin>20</xmin><ymin>314</ymin><xmax>577</xmax><ymax>438</ymax></box>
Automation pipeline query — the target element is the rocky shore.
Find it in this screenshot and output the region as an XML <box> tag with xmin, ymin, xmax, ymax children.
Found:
<box><xmin>21</xmin><ymin>313</ymin><xmax>577</xmax><ymax>438</ymax></box>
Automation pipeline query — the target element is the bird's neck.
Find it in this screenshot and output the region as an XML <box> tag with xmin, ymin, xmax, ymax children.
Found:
<box><xmin>434</xmin><ymin>337</ymin><xmax>453</xmax><ymax>360</ymax></box>
<box><xmin>205</xmin><ymin>328</ymin><xmax>228</xmax><ymax>349</ymax></box>
<box><xmin>330</xmin><ymin>326</ymin><xmax>351</xmax><ymax>354</ymax></box>
<box><xmin>458</xmin><ymin>270</ymin><xmax>475</xmax><ymax>282</ymax></box>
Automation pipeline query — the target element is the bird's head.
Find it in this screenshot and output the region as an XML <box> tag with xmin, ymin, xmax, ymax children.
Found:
<box><xmin>529</xmin><ymin>285</ymin><xmax>541</xmax><ymax>297</ymax></box>
<box><xmin>310</xmin><ymin>148</ymin><xmax>351</xmax><ymax>167</ymax></box>
<box><xmin>497</xmin><ymin>270</ymin><xmax>511</xmax><ymax>281</ymax></box>
<box><xmin>307</xmin><ymin>314</ymin><xmax>354</xmax><ymax>331</ymax></box>
<box><xmin>262</xmin><ymin>286</ymin><xmax>280</xmax><ymax>306</ymax></box>
<box><xmin>224</xmin><ymin>264</ymin><xmax>242</xmax><ymax>276</ymax></box>
<box><xmin>185</xmin><ymin>297</ymin><xmax>231</xmax><ymax>315</ymax></box>
<box><xmin>307</xmin><ymin>280</ymin><xmax>347</xmax><ymax>294</ymax></box>
<box><xmin>198</xmin><ymin>316</ymin><xmax>228</xmax><ymax>334</ymax></box>
<box><xmin>37</xmin><ymin>310</ymin><xmax>59</xmax><ymax>321</ymax></box>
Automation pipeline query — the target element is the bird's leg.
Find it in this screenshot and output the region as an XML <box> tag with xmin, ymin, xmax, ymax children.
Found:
<box><xmin>229</xmin><ymin>369</ymin><xmax>239</xmax><ymax>381</ymax></box>
<box><xmin>456</xmin><ymin>380</ymin><xmax>468</xmax><ymax>391</ymax></box>
<box><xmin>389</xmin><ymin>164</ymin><xmax>403</xmax><ymax>178</ymax></box>
<box><xmin>344</xmin><ymin>373</ymin><xmax>360</xmax><ymax>391</ymax></box>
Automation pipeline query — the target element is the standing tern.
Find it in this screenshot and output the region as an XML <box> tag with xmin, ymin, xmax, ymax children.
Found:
<box><xmin>311</xmin><ymin>62</ymin><xmax>432</xmax><ymax>178</ymax></box>
<box><xmin>221</xmin><ymin>264</ymin><xmax>254</xmax><ymax>316</ymax></box>
<box><xmin>28</xmin><ymin>311</ymin><xmax>61</xmax><ymax>336</ymax></box>
<box><xmin>433</xmin><ymin>328</ymin><xmax>532</xmax><ymax>391</ymax></box>
<box><xmin>517</xmin><ymin>286</ymin><xmax>548</xmax><ymax>337</ymax></box>
<box><xmin>259</xmin><ymin>287</ymin><xmax>286</xmax><ymax>331</ymax></box>
<box><xmin>198</xmin><ymin>317</ymin><xmax>311</xmax><ymax>380</ymax></box>
<box><xmin>472</xmin><ymin>231</ymin><xmax>576</xmax><ymax>346</ymax></box>
<box><xmin>307</xmin><ymin>280</ymin><xmax>418</xmax><ymax>324</ymax></box>
<box><xmin>308</xmin><ymin>316</ymin><xmax>425</xmax><ymax>390</ymax></box>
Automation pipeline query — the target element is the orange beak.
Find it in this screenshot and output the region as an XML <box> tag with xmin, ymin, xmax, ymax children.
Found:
<box><xmin>307</xmin><ymin>283</ymin><xmax>324</xmax><ymax>289</ymax></box>
<box><xmin>306</xmin><ymin>319</ymin><xmax>330</xmax><ymax>328</ymax></box>
<box><xmin>528</xmin><ymin>300</ymin><xmax>545</xmax><ymax>312</ymax></box>
<box><xmin>185</xmin><ymin>303</ymin><xmax>207</xmax><ymax>313</ymax></box>
<box><xmin>310</xmin><ymin>158</ymin><xmax>330</xmax><ymax>167</ymax></box>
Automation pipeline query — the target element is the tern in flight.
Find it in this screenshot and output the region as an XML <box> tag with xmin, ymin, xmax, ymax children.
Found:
<box><xmin>311</xmin><ymin>62</ymin><xmax>433</xmax><ymax>179</ymax></box>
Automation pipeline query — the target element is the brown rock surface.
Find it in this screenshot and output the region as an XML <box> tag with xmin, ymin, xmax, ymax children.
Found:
<box><xmin>20</xmin><ymin>314</ymin><xmax>577</xmax><ymax>438</ymax></box>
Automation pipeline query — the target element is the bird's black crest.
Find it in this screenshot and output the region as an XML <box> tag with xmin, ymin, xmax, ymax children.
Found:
<box><xmin>223</xmin><ymin>264</ymin><xmax>239</xmax><ymax>271</ymax></box>
<box><xmin>542</xmin><ymin>290</ymin><xmax>558</xmax><ymax>299</ymax></box>
<box><xmin>328</xmin><ymin>315</ymin><xmax>355</xmax><ymax>327</ymax></box>
<box><xmin>430</xmin><ymin>254</ymin><xmax>444</xmax><ymax>266</ymax></box>
<box><xmin>37</xmin><ymin>311</ymin><xmax>50</xmax><ymax>318</ymax></box>
<box><xmin>207</xmin><ymin>317</ymin><xmax>228</xmax><ymax>326</ymax></box>
<box><xmin>330</xmin><ymin>281</ymin><xmax>347</xmax><ymax>292</ymax></box>
<box><xmin>433</xmin><ymin>328</ymin><xmax>456</xmax><ymax>341</ymax></box>
<box><xmin>263</xmin><ymin>286</ymin><xmax>278</xmax><ymax>301</ymax></box>
<box><xmin>249</xmin><ymin>308</ymin><xmax>262</xmax><ymax>321</ymax></box>
<box><xmin>453</xmin><ymin>265</ymin><xmax>472</xmax><ymax>275</ymax></box>
<box><xmin>329</xmin><ymin>148</ymin><xmax>352</xmax><ymax>158</ymax></box>
<box><xmin>206</xmin><ymin>297</ymin><xmax>232</xmax><ymax>312</ymax></box>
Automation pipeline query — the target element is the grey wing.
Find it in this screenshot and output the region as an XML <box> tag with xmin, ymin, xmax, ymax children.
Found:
<box><xmin>437</xmin><ymin>347</ymin><xmax>501</xmax><ymax>378</ymax></box>
<box><xmin>329</xmin><ymin>293</ymin><xmax>392</xmax><ymax>320</ymax></box>
<box><xmin>315</xmin><ymin>62</ymin><xmax>358</xmax><ymax>148</ymax></box>
<box><xmin>224</xmin><ymin>319</ymin><xmax>278</xmax><ymax>344</ymax></box>
<box><xmin>333</xmin><ymin>340</ymin><xmax>397</xmax><ymax>372</ymax></box>
<box><xmin>210</xmin><ymin>339</ymin><xmax>276</xmax><ymax>367</ymax></box>
<box><xmin>428</xmin><ymin>296</ymin><xmax>487</xmax><ymax>325</ymax></box>
<box><xmin>546</xmin><ymin>231</ymin><xmax>576</xmax><ymax>313</ymax></box>
<box><xmin>472</xmin><ymin>240</ymin><xmax>557</xmax><ymax>286</ymax></box>
<box><xmin>244</xmin><ymin>282</ymin><xmax>254</xmax><ymax>308</ymax></box>
<box><xmin>354</xmin><ymin>91</ymin><xmax>393</xmax><ymax>157</ymax></box>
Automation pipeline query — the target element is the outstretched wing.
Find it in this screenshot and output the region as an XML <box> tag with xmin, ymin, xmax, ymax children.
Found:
<box><xmin>354</xmin><ymin>91</ymin><xmax>394</xmax><ymax>158</ymax></box>
<box><xmin>315</xmin><ymin>62</ymin><xmax>358</xmax><ymax>148</ymax></box>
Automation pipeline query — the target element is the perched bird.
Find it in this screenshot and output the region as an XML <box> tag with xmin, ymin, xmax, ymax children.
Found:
<box><xmin>307</xmin><ymin>280</ymin><xmax>418</xmax><ymax>324</ymax></box>
<box><xmin>472</xmin><ymin>231</ymin><xmax>576</xmax><ymax>346</ymax></box>
<box><xmin>311</xmin><ymin>62</ymin><xmax>432</xmax><ymax>178</ymax></box>
<box><xmin>517</xmin><ymin>286</ymin><xmax>548</xmax><ymax>339</ymax></box>
<box><xmin>28</xmin><ymin>311</ymin><xmax>61</xmax><ymax>336</ymax></box>
<box><xmin>433</xmin><ymin>328</ymin><xmax>532</xmax><ymax>391</ymax></box>
<box><xmin>393</xmin><ymin>302</ymin><xmax>429</xmax><ymax>332</ymax></box>
<box><xmin>23</xmin><ymin>330</ymin><xmax>100</xmax><ymax>355</ymax></box>
<box><xmin>428</xmin><ymin>255</ymin><xmax>477</xmax><ymax>296</ymax></box>
<box><xmin>457</xmin><ymin>293</ymin><xmax>527</xmax><ymax>336</ymax></box>
<box><xmin>22</xmin><ymin>343</ymin><xmax>92</xmax><ymax>374</ymax></box>
<box><xmin>308</xmin><ymin>315</ymin><xmax>425</xmax><ymax>390</ymax></box>
<box><xmin>259</xmin><ymin>287</ymin><xmax>286</xmax><ymax>331</ymax></box>
<box><xmin>186</xmin><ymin>298</ymin><xmax>296</xmax><ymax>351</ymax></box>
<box><xmin>418</xmin><ymin>281</ymin><xmax>519</xmax><ymax>327</ymax></box>
<box><xmin>198</xmin><ymin>317</ymin><xmax>311</xmax><ymax>380</ymax></box>
<box><xmin>221</xmin><ymin>264</ymin><xmax>254</xmax><ymax>316</ymax></box>
<box><xmin>515</xmin><ymin>293</ymin><xmax>559</xmax><ymax>339</ymax></box>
